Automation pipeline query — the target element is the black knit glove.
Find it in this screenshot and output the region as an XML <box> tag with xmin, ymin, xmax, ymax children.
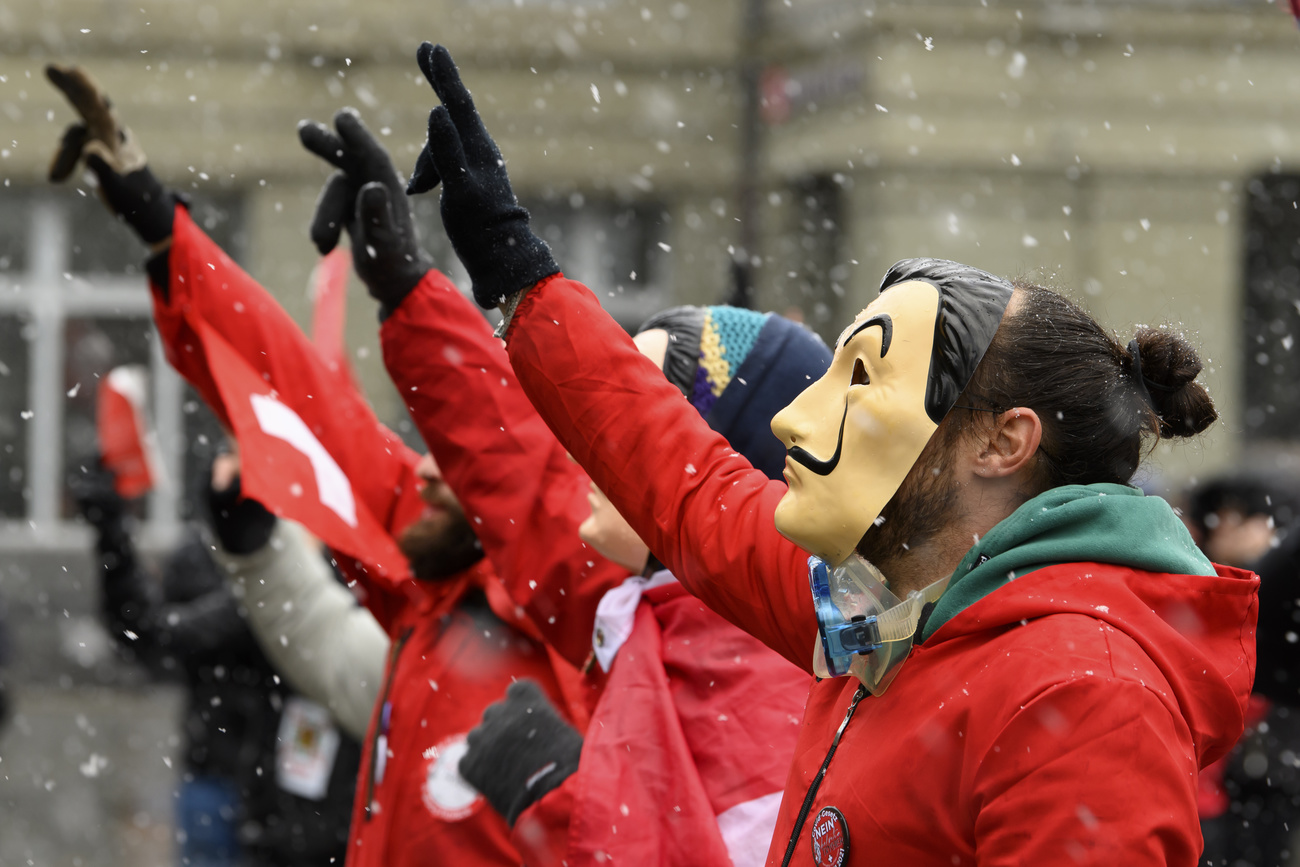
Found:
<box><xmin>206</xmin><ymin>473</ymin><xmax>277</xmax><ymax>556</ymax></box>
<box><xmin>408</xmin><ymin>43</ymin><xmax>559</xmax><ymax>310</ymax></box>
<box><xmin>70</xmin><ymin>463</ymin><xmax>127</xmax><ymax>533</ymax></box>
<box><xmin>45</xmin><ymin>65</ymin><xmax>176</xmax><ymax>244</ymax></box>
<box><xmin>299</xmin><ymin>110</ymin><xmax>433</xmax><ymax>319</ymax></box>
<box><xmin>458</xmin><ymin>680</ymin><xmax>582</xmax><ymax>826</ymax></box>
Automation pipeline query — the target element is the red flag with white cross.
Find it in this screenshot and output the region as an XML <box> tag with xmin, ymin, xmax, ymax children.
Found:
<box><xmin>196</xmin><ymin>319</ymin><xmax>408</xmax><ymax>578</ymax></box>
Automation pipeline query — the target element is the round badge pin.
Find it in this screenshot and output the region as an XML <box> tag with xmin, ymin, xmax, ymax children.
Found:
<box><xmin>809</xmin><ymin>806</ymin><xmax>850</xmax><ymax>867</ymax></box>
<box><xmin>420</xmin><ymin>733</ymin><xmax>483</xmax><ymax>821</ymax></box>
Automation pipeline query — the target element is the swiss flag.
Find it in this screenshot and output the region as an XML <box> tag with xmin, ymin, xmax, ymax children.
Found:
<box><xmin>196</xmin><ymin>319</ymin><xmax>408</xmax><ymax>579</ymax></box>
<box><xmin>96</xmin><ymin>365</ymin><xmax>158</xmax><ymax>499</ymax></box>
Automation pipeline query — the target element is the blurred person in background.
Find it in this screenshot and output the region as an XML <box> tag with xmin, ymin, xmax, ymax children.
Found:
<box><xmin>1185</xmin><ymin>476</ymin><xmax>1300</xmax><ymax>569</ymax></box>
<box><xmin>45</xmin><ymin>63</ymin><xmax>590</xmax><ymax>867</ymax></box>
<box><xmin>1186</xmin><ymin>474</ymin><xmax>1300</xmax><ymax>867</ymax></box>
<box><xmin>70</xmin><ymin>454</ymin><xmax>360</xmax><ymax>867</ymax></box>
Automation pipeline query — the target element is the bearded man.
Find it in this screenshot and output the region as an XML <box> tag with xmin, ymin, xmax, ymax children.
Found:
<box><xmin>403</xmin><ymin>43</ymin><xmax>1258</xmax><ymax>866</ymax></box>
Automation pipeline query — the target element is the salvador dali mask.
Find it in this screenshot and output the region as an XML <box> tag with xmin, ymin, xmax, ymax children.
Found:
<box><xmin>770</xmin><ymin>258</ymin><xmax>1013</xmax><ymax>688</ymax></box>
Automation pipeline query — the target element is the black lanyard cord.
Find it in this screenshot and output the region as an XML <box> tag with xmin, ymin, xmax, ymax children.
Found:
<box><xmin>780</xmin><ymin>684</ymin><xmax>867</xmax><ymax>867</ymax></box>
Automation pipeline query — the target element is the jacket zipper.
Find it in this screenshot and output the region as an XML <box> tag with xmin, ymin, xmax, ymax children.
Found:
<box><xmin>780</xmin><ymin>683</ymin><xmax>867</xmax><ymax>867</ymax></box>
<box><xmin>364</xmin><ymin>628</ymin><xmax>412</xmax><ymax>821</ymax></box>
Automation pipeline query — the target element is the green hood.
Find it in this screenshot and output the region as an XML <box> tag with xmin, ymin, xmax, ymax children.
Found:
<box><xmin>919</xmin><ymin>483</ymin><xmax>1215</xmax><ymax>642</ymax></box>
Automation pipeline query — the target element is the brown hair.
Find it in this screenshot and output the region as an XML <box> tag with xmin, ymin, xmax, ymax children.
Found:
<box><xmin>953</xmin><ymin>282</ymin><xmax>1217</xmax><ymax>491</ymax></box>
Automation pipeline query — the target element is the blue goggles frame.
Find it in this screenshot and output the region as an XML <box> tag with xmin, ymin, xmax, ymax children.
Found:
<box><xmin>809</xmin><ymin>556</ymin><xmax>883</xmax><ymax>678</ymax></box>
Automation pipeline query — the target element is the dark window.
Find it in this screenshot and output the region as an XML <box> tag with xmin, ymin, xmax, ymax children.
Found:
<box><xmin>1243</xmin><ymin>174</ymin><xmax>1300</xmax><ymax>439</ymax></box>
<box><xmin>0</xmin><ymin>192</ymin><xmax>30</xmax><ymax>274</ymax></box>
<box><xmin>68</xmin><ymin>192</ymin><xmax>245</xmax><ymax>276</ymax></box>
<box><xmin>0</xmin><ymin>315</ymin><xmax>31</xmax><ymax>518</ymax></box>
<box><xmin>413</xmin><ymin>194</ymin><xmax>670</xmax><ymax>330</ymax></box>
<box><xmin>781</xmin><ymin>174</ymin><xmax>848</xmax><ymax>339</ymax></box>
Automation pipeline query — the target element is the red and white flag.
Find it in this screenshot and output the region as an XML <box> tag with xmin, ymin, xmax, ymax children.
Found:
<box><xmin>196</xmin><ymin>319</ymin><xmax>408</xmax><ymax>579</ymax></box>
<box><xmin>96</xmin><ymin>365</ymin><xmax>158</xmax><ymax>499</ymax></box>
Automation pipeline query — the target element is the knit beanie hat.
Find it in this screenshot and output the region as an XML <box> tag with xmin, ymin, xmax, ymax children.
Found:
<box><xmin>636</xmin><ymin>305</ymin><xmax>832</xmax><ymax>480</ymax></box>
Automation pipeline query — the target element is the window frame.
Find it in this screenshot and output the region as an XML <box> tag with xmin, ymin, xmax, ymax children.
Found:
<box><xmin>0</xmin><ymin>196</ymin><xmax>184</xmax><ymax>548</ymax></box>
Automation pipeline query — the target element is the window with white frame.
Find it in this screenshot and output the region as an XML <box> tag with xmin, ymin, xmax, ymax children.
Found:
<box><xmin>0</xmin><ymin>190</ymin><xmax>240</xmax><ymax>542</ymax></box>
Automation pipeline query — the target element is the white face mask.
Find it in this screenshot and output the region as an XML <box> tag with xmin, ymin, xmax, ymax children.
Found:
<box><xmin>808</xmin><ymin>553</ymin><xmax>949</xmax><ymax>694</ymax></box>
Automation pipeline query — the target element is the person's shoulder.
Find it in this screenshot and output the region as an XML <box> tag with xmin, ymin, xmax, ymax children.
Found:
<box><xmin>966</xmin><ymin>610</ymin><xmax>1168</xmax><ymax>696</ymax></box>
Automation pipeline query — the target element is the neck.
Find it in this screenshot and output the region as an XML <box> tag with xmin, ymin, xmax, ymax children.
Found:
<box><xmin>891</xmin><ymin>481</ymin><xmax>1040</xmax><ymax>596</ymax></box>
<box><xmin>870</xmin><ymin>470</ymin><xmax>1037</xmax><ymax>599</ymax></box>
<box><xmin>877</xmin><ymin>527</ymin><xmax>975</xmax><ymax>599</ymax></box>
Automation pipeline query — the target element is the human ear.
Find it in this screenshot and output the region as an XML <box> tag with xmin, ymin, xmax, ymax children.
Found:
<box><xmin>973</xmin><ymin>407</ymin><xmax>1042</xmax><ymax>478</ymax></box>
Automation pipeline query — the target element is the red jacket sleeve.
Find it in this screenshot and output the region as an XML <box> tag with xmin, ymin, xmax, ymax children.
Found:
<box><xmin>503</xmin><ymin>275</ymin><xmax>817</xmax><ymax>672</ymax></box>
<box><xmin>152</xmin><ymin>205</ymin><xmax>422</xmax><ymax>538</ymax></box>
<box><xmin>379</xmin><ymin>272</ymin><xmax>629</xmax><ymax>669</ymax></box>
<box><xmin>148</xmin><ymin>206</ymin><xmax>422</xmax><ymax>629</ymax></box>
<box><xmin>511</xmin><ymin>775</ymin><xmax>577</xmax><ymax>867</ymax></box>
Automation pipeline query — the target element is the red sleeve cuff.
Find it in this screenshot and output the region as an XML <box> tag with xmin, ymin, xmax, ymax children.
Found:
<box><xmin>510</xmin><ymin>773</ymin><xmax>577</xmax><ymax>867</ymax></box>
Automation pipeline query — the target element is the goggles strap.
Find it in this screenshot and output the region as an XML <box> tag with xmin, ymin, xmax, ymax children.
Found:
<box><xmin>873</xmin><ymin>576</ymin><xmax>950</xmax><ymax>644</ymax></box>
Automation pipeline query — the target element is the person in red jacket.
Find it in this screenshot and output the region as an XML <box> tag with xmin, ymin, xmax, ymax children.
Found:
<box><xmin>295</xmin><ymin>107</ymin><xmax>832</xmax><ymax>866</ymax></box>
<box><xmin>403</xmin><ymin>43</ymin><xmax>1259</xmax><ymax>865</ymax></box>
<box><xmin>45</xmin><ymin>64</ymin><xmax>582</xmax><ymax>867</ymax></box>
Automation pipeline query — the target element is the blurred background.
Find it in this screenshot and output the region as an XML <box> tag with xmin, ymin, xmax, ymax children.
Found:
<box><xmin>4</xmin><ymin>0</ymin><xmax>1300</xmax><ymax>863</ymax></box>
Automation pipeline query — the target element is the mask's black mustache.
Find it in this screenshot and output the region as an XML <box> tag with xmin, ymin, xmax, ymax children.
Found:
<box><xmin>786</xmin><ymin>403</ymin><xmax>849</xmax><ymax>476</ymax></box>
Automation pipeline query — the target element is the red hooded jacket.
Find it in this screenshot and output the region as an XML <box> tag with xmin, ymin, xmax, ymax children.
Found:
<box><xmin>149</xmin><ymin>207</ymin><xmax>578</xmax><ymax>867</ymax></box>
<box><xmin>501</xmin><ymin>273</ymin><xmax>1260</xmax><ymax>866</ymax></box>
<box><xmin>379</xmin><ymin>273</ymin><xmax>809</xmax><ymax>865</ymax></box>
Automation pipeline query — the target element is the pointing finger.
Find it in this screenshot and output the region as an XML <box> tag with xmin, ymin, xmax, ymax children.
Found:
<box><xmin>309</xmin><ymin>172</ymin><xmax>357</xmax><ymax>255</ymax></box>
<box><xmin>298</xmin><ymin>119</ymin><xmax>350</xmax><ymax>171</ymax></box>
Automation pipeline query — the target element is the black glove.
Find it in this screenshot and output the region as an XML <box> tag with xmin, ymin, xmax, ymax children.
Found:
<box><xmin>69</xmin><ymin>463</ymin><xmax>127</xmax><ymax>533</ymax></box>
<box><xmin>299</xmin><ymin>110</ymin><xmax>433</xmax><ymax>319</ymax></box>
<box><xmin>458</xmin><ymin>679</ymin><xmax>582</xmax><ymax>826</ymax></box>
<box><xmin>408</xmin><ymin>43</ymin><xmax>559</xmax><ymax>310</ymax></box>
<box><xmin>45</xmin><ymin>65</ymin><xmax>176</xmax><ymax>244</ymax></box>
<box><xmin>206</xmin><ymin>472</ymin><xmax>277</xmax><ymax>556</ymax></box>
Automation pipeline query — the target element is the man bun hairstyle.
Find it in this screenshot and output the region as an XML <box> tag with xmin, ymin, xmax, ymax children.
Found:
<box><xmin>956</xmin><ymin>282</ymin><xmax>1217</xmax><ymax>490</ymax></box>
<box><xmin>1127</xmin><ymin>326</ymin><xmax>1218</xmax><ymax>439</ymax></box>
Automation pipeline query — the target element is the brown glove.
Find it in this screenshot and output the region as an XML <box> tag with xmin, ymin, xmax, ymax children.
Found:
<box><xmin>46</xmin><ymin>64</ymin><xmax>174</xmax><ymax>244</ymax></box>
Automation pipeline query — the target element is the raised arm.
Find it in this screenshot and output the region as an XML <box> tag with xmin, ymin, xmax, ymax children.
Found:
<box><xmin>204</xmin><ymin>464</ymin><xmax>386</xmax><ymax>739</ymax></box>
<box><xmin>153</xmin><ymin>208</ymin><xmax>421</xmax><ymax>536</ymax></box>
<box><xmin>297</xmin><ymin>109</ymin><xmax>628</xmax><ymax>668</ymax></box>
<box><xmin>45</xmin><ymin>66</ymin><xmax>425</xmax><ymax>623</ymax></box>
<box><xmin>72</xmin><ymin>466</ymin><xmax>250</xmax><ymax>667</ymax></box>
<box><xmin>214</xmin><ymin>519</ymin><xmax>386</xmax><ymax>741</ymax></box>
<box><xmin>504</xmin><ymin>278</ymin><xmax>815</xmax><ymax>667</ymax></box>
<box><xmin>406</xmin><ymin>44</ymin><xmax>817</xmax><ymax>669</ymax></box>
